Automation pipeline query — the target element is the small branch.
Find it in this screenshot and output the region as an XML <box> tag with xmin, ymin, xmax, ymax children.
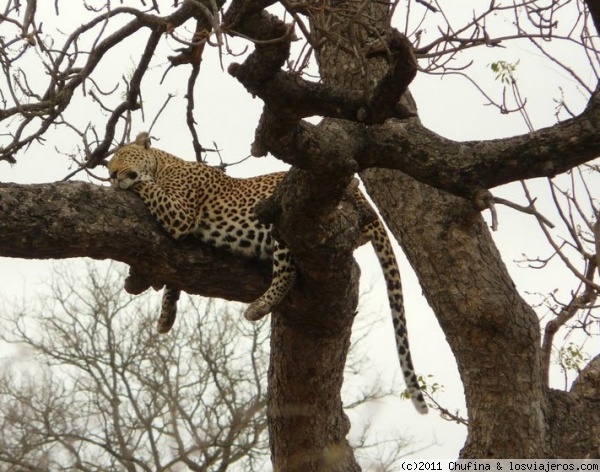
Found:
<box><xmin>493</xmin><ymin>196</ymin><xmax>555</xmax><ymax>228</ymax></box>
<box><xmin>424</xmin><ymin>391</ymin><xmax>468</xmax><ymax>426</ymax></box>
<box><xmin>522</xmin><ymin>180</ymin><xmax>600</xmax><ymax>293</ymax></box>
<box><xmin>541</xmin><ymin>262</ymin><xmax>598</xmax><ymax>387</ymax></box>
<box><xmin>472</xmin><ymin>187</ymin><xmax>555</xmax><ymax>232</ymax></box>
<box><xmin>148</xmin><ymin>93</ymin><xmax>176</xmax><ymax>134</ymax></box>
<box><xmin>472</xmin><ymin>189</ymin><xmax>499</xmax><ymax>230</ymax></box>
<box><xmin>415</xmin><ymin>0</ymin><xmax>439</xmax><ymax>13</ymax></box>
<box><xmin>595</xmin><ymin>216</ymin><xmax>600</xmax><ymax>278</ymax></box>
<box><xmin>186</xmin><ymin>59</ymin><xmax>204</xmax><ymax>161</ymax></box>
<box><xmin>167</xmin><ymin>31</ymin><xmax>209</xmax><ymax>67</ymax></box>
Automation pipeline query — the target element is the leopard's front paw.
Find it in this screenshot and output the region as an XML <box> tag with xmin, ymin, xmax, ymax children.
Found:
<box><xmin>244</xmin><ymin>301</ymin><xmax>271</xmax><ymax>322</ymax></box>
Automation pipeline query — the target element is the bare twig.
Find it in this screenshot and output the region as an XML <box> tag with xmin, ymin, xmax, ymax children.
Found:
<box><xmin>493</xmin><ymin>196</ymin><xmax>555</xmax><ymax>229</ymax></box>
<box><xmin>541</xmin><ymin>261</ymin><xmax>597</xmax><ymax>387</ymax></box>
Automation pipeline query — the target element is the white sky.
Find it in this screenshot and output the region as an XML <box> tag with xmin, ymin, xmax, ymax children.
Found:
<box><xmin>0</xmin><ymin>0</ymin><xmax>598</xmax><ymax>464</ymax></box>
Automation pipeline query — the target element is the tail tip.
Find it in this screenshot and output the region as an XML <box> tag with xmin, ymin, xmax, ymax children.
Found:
<box><xmin>411</xmin><ymin>392</ymin><xmax>428</xmax><ymax>415</ymax></box>
<box><xmin>414</xmin><ymin>400</ymin><xmax>429</xmax><ymax>415</ymax></box>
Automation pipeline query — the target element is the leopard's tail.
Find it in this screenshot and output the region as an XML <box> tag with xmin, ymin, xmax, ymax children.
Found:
<box><xmin>366</xmin><ymin>218</ymin><xmax>428</xmax><ymax>414</ymax></box>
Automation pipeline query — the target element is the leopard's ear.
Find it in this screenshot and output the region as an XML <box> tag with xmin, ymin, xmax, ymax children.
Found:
<box><xmin>135</xmin><ymin>132</ymin><xmax>152</xmax><ymax>150</ymax></box>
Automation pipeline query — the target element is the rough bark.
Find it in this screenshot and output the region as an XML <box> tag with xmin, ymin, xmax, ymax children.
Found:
<box><xmin>548</xmin><ymin>352</ymin><xmax>600</xmax><ymax>458</ymax></box>
<box><xmin>0</xmin><ymin>182</ymin><xmax>271</xmax><ymax>302</ymax></box>
<box><xmin>361</xmin><ymin>99</ymin><xmax>600</xmax><ymax>196</ymax></box>
<box><xmin>362</xmin><ymin>164</ymin><xmax>600</xmax><ymax>459</ymax></box>
<box><xmin>363</xmin><ymin>169</ymin><xmax>549</xmax><ymax>457</ymax></box>
<box><xmin>232</xmin><ymin>0</ymin><xmax>600</xmax><ymax>459</ymax></box>
<box><xmin>258</xmin><ymin>169</ymin><xmax>365</xmax><ymax>471</ymax></box>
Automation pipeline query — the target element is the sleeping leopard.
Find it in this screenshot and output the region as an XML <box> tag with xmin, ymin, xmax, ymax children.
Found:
<box><xmin>108</xmin><ymin>132</ymin><xmax>428</xmax><ymax>414</ymax></box>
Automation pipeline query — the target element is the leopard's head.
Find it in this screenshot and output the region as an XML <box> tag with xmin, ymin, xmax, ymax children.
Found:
<box><xmin>108</xmin><ymin>136</ymin><xmax>157</xmax><ymax>190</ymax></box>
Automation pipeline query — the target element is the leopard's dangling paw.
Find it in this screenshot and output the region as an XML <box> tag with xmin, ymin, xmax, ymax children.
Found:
<box><xmin>244</xmin><ymin>301</ymin><xmax>271</xmax><ymax>322</ymax></box>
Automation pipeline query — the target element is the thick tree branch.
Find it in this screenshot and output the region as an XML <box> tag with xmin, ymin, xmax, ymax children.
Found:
<box><xmin>363</xmin><ymin>85</ymin><xmax>600</xmax><ymax>196</ymax></box>
<box><xmin>222</xmin><ymin>0</ymin><xmax>279</xmax><ymax>29</ymax></box>
<box><xmin>0</xmin><ymin>182</ymin><xmax>271</xmax><ymax>302</ymax></box>
<box><xmin>0</xmin><ymin>170</ymin><xmax>367</xmax><ymax>471</ymax></box>
<box><xmin>241</xmin><ymin>82</ymin><xmax>600</xmax><ymax>199</ymax></box>
<box><xmin>226</xmin><ymin>10</ymin><xmax>291</xmax><ymax>88</ymax></box>
<box><xmin>584</xmin><ymin>0</ymin><xmax>600</xmax><ymax>39</ymax></box>
<box><xmin>228</xmin><ymin>6</ymin><xmax>600</xmax><ymax>200</ymax></box>
<box><xmin>243</xmin><ymin>83</ymin><xmax>600</xmax><ymax>201</ymax></box>
<box><xmin>229</xmin><ymin>28</ymin><xmax>417</xmax><ymax>126</ymax></box>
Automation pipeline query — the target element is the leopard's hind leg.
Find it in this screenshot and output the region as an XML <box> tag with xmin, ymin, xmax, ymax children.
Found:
<box><xmin>244</xmin><ymin>241</ymin><xmax>296</xmax><ymax>321</ymax></box>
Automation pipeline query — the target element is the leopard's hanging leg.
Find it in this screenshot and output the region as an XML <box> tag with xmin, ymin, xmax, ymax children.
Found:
<box><xmin>157</xmin><ymin>286</ymin><xmax>181</xmax><ymax>333</ymax></box>
<box><xmin>244</xmin><ymin>241</ymin><xmax>296</xmax><ymax>321</ymax></box>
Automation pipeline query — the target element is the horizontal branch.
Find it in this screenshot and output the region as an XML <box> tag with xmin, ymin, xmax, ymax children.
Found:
<box><xmin>362</xmin><ymin>84</ymin><xmax>600</xmax><ymax>195</ymax></box>
<box><xmin>227</xmin><ymin>7</ymin><xmax>600</xmax><ymax>198</ymax></box>
<box><xmin>0</xmin><ymin>182</ymin><xmax>271</xmax><ymax>303</ymax></box>
<box><xmin>243</xmin><ymin>81</ymin><xmax>600</xmax><ymax>199</ymax></box>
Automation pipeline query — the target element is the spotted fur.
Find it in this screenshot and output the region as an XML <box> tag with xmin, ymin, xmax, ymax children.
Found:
<box><xmin>108</xmin><ymin>133</ymin><xmax>427</xmax><ymax>414</ymax></box>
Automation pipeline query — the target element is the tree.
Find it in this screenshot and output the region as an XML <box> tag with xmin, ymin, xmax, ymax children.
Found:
<box><xmin>1</xmin><ymin>0</ymin><xmax>599</xmax><ymax>468</ymax></box>
<box><xmin>0</xmin><ymin>262</ymin><xmax>405</xmax><ymax>471</ymax></box>
<box><xmin>0</xmin><ymin>262</ymin><xmax>271</xmax><ymax>471</ymax></box>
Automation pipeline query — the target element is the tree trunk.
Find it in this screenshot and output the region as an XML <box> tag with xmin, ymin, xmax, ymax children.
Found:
<box><xmin>268</xmin><ymin>305</ymin><xmax>359</xmax><ymax>472</ymax></box>
<box><xmin>261</xmin><ymin>3</ymin><xmax>393</xmax><ymax>470</ymax></box>
<box><xmin>260</xmin><ymin>169</ymin><xmax>365</xmax><ymax>471</ymax></box>
<box><xmin>361</xmin><ymin>168</ymin><xmax>600</xmax><ymax>458</ymax></box>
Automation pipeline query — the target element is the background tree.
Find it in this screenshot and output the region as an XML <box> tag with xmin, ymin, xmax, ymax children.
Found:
<box><xmin>0</xmin><ymin>263</ymin><xmax>271</xmax><ymax>471</ymax></box>
<box><xmin>0</xmin><ymin>263</ymin><xmax>405</xmax><ymax>471</ymax></box>
<box><xmin>1</xmin><ymin>0</ymin><xmax>600</xmax><ymax>468</ymax></box>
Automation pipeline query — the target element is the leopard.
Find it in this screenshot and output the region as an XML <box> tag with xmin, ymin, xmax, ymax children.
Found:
<box><xmin>108</xmin><ymin>132</ymin><xmax>428</xmax><ymax>414</ymax></box>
